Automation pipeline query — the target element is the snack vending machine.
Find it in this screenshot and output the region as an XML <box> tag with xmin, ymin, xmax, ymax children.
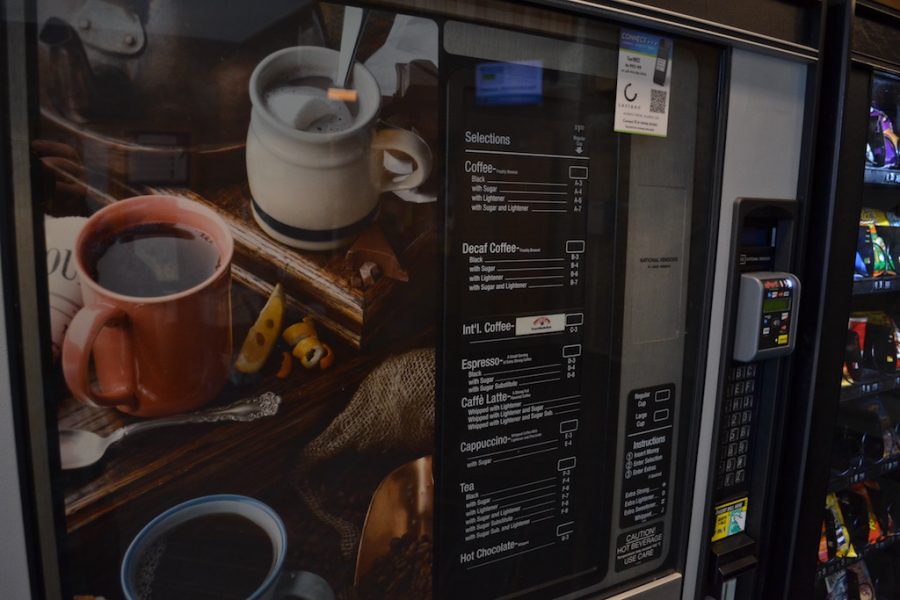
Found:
<box><xmin>0</xmin><ymin>0</ymin><xmax>822</xmax><ymax>598</ymax></box>
<box><xmin>775</xmin><ymin>1</ymin><xmax>900</xmax><ymax>599</ymax></box>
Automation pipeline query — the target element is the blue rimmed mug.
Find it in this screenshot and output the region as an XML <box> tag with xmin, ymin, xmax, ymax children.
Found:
<box><xmin>121</xmin><ymin>494</ymin><xmax>334</xmax><ymax>600</ymax></box>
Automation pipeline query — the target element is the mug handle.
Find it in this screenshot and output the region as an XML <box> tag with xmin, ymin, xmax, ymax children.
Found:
<box><xmin>62</xmin><ymin>304</ymin><xmax>136</xmax><ymax>410</ymax></box>
<box><xmin>372</xmin><ymin>128</ymin><xmax>433</xmax><ymax>193</ymax></box>
<box><xmin>276</xmin><ymin>570</ymin><xmax>335</xmax><ymax>600</ymax></box>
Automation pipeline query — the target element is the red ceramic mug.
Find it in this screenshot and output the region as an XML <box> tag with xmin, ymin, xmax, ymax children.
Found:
<box><xmin>62</xmin><ymin>195</ymin><xmax>233</xmax><ymax>417</ymax></box>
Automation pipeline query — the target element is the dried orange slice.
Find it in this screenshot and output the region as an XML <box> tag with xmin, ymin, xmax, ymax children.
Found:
<box><xmin>292</xmin><ymin>335</ymin><xmax>325</xmax><ymax>368</ymax></box>
<box><xmin>234</xmin><ymin>283</ymin><xmax>285</xmax><ymax>374</ymax></box>
<box><xmin>282</xmin><ymin>317</ymin><xmax>317</xmax><ymax>347</ymax></box>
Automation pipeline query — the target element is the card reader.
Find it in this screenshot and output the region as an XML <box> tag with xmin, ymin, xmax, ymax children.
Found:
<box><xmin>733</xmin><ymin>272</ymin><xmax>801</xmax><ymax>362</ymax></box>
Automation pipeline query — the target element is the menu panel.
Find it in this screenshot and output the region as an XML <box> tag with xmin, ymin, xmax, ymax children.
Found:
<box><xmin>439</xmin><ymin>54</ymin><xmax>617</xmax><ymax>598</ymax></box>
<box><xmin>620</xmin><ymin>384</ymin><xmax>675</xmax><ymax>530</ymax></box>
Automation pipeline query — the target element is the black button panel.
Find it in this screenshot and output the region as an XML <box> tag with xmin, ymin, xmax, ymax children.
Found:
<box><xmin>715</xmin><ymin>363</ymin><xmax>758</xmax><ymax>493</ymax></box>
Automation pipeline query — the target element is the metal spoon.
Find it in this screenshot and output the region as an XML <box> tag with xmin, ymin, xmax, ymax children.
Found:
<box><xmin>58</xmin><ymin>392</ymin><xmax>281</xmax><ymax>470</ymax></box>
<box><xmin>334</xmin><ymin>6</ymin><xmax>368</xmax><ymax>91</ymax></box>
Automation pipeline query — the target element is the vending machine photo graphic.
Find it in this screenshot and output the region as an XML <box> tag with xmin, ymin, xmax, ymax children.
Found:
<box><xmin>0</xmin><ymin>0</ymin><xmax>826</xmax><ymax>599</ymax></box>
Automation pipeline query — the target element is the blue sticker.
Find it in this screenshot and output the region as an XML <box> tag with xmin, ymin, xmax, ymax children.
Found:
<box><xmin>619</xmin><ymin>30</ymin><xmax>665</xmax><ymax>57</ymax></box>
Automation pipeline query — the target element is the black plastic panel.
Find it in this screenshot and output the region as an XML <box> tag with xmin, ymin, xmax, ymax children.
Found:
<box><xmin>629</xmin><ymin>0</ymin><xmax>820</xmax><ymax>49</ymax></box>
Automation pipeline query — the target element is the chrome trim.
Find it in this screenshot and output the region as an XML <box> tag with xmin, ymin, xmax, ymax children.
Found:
<box><xmin>605</xmin><ymin>573</ymin><xmax>682</xmax><ymax>600</ymax></box>
<box><xmin>852</xmin><ymin>53</ymin><xmax>900</xmax><ymax>75</ymax></box>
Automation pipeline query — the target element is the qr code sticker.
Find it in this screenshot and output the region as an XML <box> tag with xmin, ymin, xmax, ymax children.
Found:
<box><xmin>650</xmin><ymin>89</ymin><xmax>667</xmax><ymax>114</ymax></box>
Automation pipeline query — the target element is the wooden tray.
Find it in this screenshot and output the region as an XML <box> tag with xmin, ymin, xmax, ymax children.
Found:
<box><xmin>145</xmin><ymin>184</ymin><xmax>437</xmax><ymax>349</ymax></box>
<box><xmin>58</xmin><ymin>279</ymin><xmax>436</xmax><ymax>534</ymax></box>
<box><xmin>68</xmin><ymin>174</ymin><xmax>436</xmax><ymax>349</ymax></box>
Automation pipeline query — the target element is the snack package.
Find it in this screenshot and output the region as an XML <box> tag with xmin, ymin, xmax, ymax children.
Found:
<box><xmin>868</xmin><ymin>107</ymin><xmax>900</xmax><ymax>169</ymax></box>
<box><xmin>845</xmin><ymin>328</ymin><xmax>864</xmax><ymax>385</ymax></box>
<box><xmin>819</xmin><ymin>519</ymin><xmax>831</xmax><ymax>563</ymax></box>
<box><xmin>825</xmin><ymin>569</ymin><xmax>849</xmax><ymax>600</ymax></box>
<box><xmin>826</xmin><ymin>492</ymin><xmax>858</xmax><ymax>559</ymax></box>
<box><xmin>878</xmin><ymin>477</ymin><xmax>900</xmax><ymax>533</ymax></box>
<box><xmin>861</xmin><ymin>398</ymin><xmax>900</xmax><ymax>458</ymax></box>
<box><xmin>861</xmin><ymin>207</ymin><xmax>893</xmax><ymax>228</ymax></box>
<box><xmin>847</xmin><ymin>560</ymin><xmax>877</xmax><ymax>600</ymax></box>
<box><xmin>850</xmin><ymin>483</ymin><xmax>886</xmax><ymax>545</ymax></box>
<box><xmin>858</xmin><ymin>223</ymin><xmax>896</xmax><ymax>278</ymax></box>
<box><xmin>850</xmin><ymin>317</ymin><xmax>869</xmax><ymax>364</ymax></box>
<box><xmin>863</xmin><ymin>481</ymin><xmax>894</xmax><ymax>537</ymax></box>
<box><xmin>840</xmin><ymin>489</ymin><xmax>872</xmax><ymax>551</ymax></box>
<box><xmin>853</xmin><ymin>312</ymin><xmax>900</xmax><ymax>375</ymax></box>
<box><xmin>887</xmin><ymin>210</ymin><xmax>900</xmax><ymax>228</ymax></box>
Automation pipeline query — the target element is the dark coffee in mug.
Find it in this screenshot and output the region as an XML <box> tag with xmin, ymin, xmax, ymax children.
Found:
<box><xmin>86</xmin><ymin>222</ymin><xmax>220</xmax><ymax>298</ymax></box>
<box><xmin>135</xmin><ymin>513</ymin><xmax>274</xmax><ymax>600</ymax></box>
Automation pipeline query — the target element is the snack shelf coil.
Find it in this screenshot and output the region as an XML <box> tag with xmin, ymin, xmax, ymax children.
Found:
<box><xmin>854</xmin><ymin>276</ymin><xmax>900</xmax><ymax>295</ymax></box>
<box><xmin>840</xmin><ymin>372</ymin><xmax>900</xmax><ymax>402</ymax></box>
<box><xmin>828</xmin><ymin>456</ymin><xmax>900</xmax><ymax>493</ymax></box>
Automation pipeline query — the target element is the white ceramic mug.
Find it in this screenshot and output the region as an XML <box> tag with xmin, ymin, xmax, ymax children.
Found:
<box><xmin>121</xmin><ymin>495</ymin><xmax>334</xmax><ymax>600</ymax></box>
<box><xmin>246</xmin><ymin>46</ymin><xmax>432</xmax><ymax>250</ymax></box>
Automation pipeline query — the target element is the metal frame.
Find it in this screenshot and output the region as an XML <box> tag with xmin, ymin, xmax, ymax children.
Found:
<box><xmin>772</xmin><ymin>0</ymin><xmax>858</xmax><ymax>596</ymax></box>
<box><xmin>781</xmin><ymin>0</ymin><xmax>900</xmax><ymax>595</ymax></box>
<box><xmin>538</xmin><ymin>0</ymin><xmax>818</xmax><ymax>62</ymax></box>
<box><xmin>2</xmin><ymin>0</ymin><xmax>64</xmax><ymax>597</ymax></box>
<box><xmin>682</xmin><ymin>47</ymin><xmax>820</xmax><ymax>600</ymax></box>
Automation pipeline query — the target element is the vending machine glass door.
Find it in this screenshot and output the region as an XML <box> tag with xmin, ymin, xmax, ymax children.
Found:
<box><xmin>2</xmin><ymin>1</ymin><xmax>722</xmax><ymax>598</ymax></box>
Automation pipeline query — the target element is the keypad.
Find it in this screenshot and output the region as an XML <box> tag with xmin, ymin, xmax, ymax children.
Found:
<box><xmin>716</xmin><ymin>364</ymin><xmax>758</xmax><ymax>492</ymax></box>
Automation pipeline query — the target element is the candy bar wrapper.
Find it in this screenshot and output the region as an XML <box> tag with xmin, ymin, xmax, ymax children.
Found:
<box><xmin>861</xmin><ymin>397</ymin><xmax>900</xmax><ymax>458</ymax></box>
<box><xmin>847</xmin><ymin>560</ymin><xmax>877</xmax><ymax>600</ymax></box>
<box><xmin>865</xmin><ymin>480</ymin><xmax>894</xmax><ymax>535</ymax></box>
<box><xmin>849</xmin><ymin>317</ymin><xmax>869</xmax><ymax>354</ymax></box>
<box><xmin>842</xmin><ymin>363</ymin><xmax>855</xmax><ymax>386</ymax></box>
<box><xmin>827</xmin><ymin>492</ymin><xmax>858</xmax><ymax>558</ymax></box>
<box><xmin>825</xmin><ymin>569</ymin><xmax>849</xmax><ymax>600</ymax></box>
<box><xmin>861</xmin><ymin>208</ymin><xmax>891</xmax><ymax>227</ymax></box>
<box><xmin>851</xmin><ymin>483</ymin><xmax>886</xmax><ymax>544</ymax></box>
<box><xmin>820</xmin><ymin>520</ymin><xmax>831</xmax><ymax>563</ymax></box>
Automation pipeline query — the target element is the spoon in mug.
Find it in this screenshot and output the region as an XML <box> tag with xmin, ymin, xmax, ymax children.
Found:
<box><xmin>58</xmin><ymin>392</ymin><xmax>281</xmax><ymax>470</ymax></box>
<box><xmin>328</xmin><ymin>5</ymin><xmax>368</xmax><ymax>102</ymax></box>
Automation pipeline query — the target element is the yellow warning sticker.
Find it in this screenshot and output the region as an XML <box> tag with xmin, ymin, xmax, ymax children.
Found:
<box><xmin>777</xmin><ymin>334</ymin><xmax>788</xmax><ymax>345</ymax></box>
<box><xmin>712</xmin><ymin>497</ymin><xmax>748</xmax><ymax>542</ymax></box>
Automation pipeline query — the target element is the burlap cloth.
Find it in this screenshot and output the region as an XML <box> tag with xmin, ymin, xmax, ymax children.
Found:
<box><xmin>292</xmin><ymin>348</ymin><xmax>435</xmax><ymax>557</ymax></box>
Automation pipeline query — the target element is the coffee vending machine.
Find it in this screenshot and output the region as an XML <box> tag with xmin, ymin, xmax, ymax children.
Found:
<box><xmin>0</xmin><ymin>0</ymin><xmax>823</xmax><ymax>598</ymax></box>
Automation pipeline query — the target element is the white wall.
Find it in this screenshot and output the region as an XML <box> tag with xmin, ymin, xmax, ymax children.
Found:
<box><xmin>0</xmin><ymin>253</ymin><xmax>33</xmax><ymax>598</ymax></box>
